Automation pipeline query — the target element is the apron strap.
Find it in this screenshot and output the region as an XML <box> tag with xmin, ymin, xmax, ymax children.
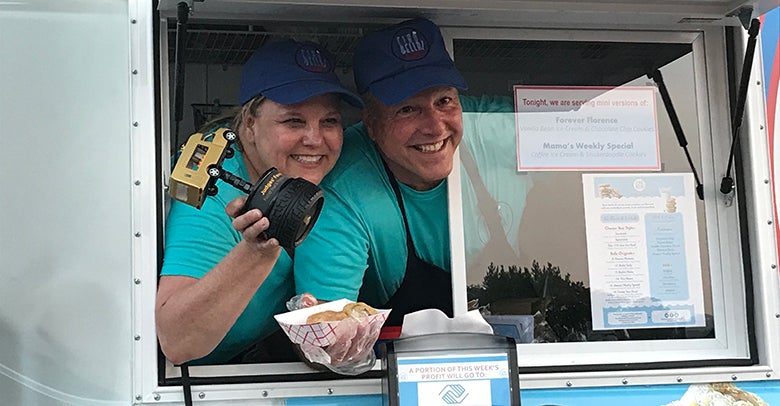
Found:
<box><xmin>379</xmin><ymin>157</ymin><xmax>417</xmax><ymax>257</ymax></box>
<box><xmin>180</xmin><ymin>363</ymin><xmax>193</xmax><ymax>406</ymax></box>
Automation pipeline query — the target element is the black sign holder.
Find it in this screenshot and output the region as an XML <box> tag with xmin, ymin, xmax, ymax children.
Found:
<box><xmin>382</xmin><ymin>332</ymin><xmax>520</xmax><ymax>406</ymax></box>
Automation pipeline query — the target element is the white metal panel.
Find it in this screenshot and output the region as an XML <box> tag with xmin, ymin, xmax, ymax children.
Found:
<box><xmin>0</xmin><ymin>1</ymin><xmax>133</xmax><ymax>404</ymax></box>
<box><xmin>130</xmin><ymin>0</ymin><xmax>164</xmax><ymax>404</ymax></box>
<box><xmin>738</xmin><ymin>21</ymin><xmax>780</xmax><ymax>376</ymax></box>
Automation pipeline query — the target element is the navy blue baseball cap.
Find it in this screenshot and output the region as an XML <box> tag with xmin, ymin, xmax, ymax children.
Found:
<box><xmin>239</xmin><ymin>40</ymin><xmax>363</xmax><ymax>108</ymax></box>
<box><xmin>353</xmin><ymin>18</ymin><xmax>467</xmax><ymax>106</ymax></box>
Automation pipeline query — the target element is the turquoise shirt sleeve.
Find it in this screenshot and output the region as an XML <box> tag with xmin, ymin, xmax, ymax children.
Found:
<box><xmin>162</xmin><ymin>125</ymin><xmax>249</xmax><ymax>279</ymax></box>
<box><xmin>294</xmin><ymin>124</ymin><xmax>394</xmax><ymax>303</ymax></box>
<box><xmin>160</xmin><ymin>151</ymin><xmax>294</xmax><ymax>364</ymax></box>
<box><xmin>161</xmin><ymin>188</ymin><xmax>241</xmax><ymax>279</ymax></box>
<box><xmin>293</xmin><ymin>186</ymin><xmax>371</xmax><ymax>302</ymax></box>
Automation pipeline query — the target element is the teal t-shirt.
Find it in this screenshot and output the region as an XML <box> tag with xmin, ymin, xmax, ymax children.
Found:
<box><xmin>161</xmin><ymin>149</ymin><xmax>293</xmax><ymax>364</ymax></box>
<box><xmin>293</xmin><ymin>123</ymin><xmax>451</xmax><ymax>307</ymax></box>
<box><xmin>293</xmin><ymin>95</ymin><xmax>532</xmax><ymax>307</ymax></box>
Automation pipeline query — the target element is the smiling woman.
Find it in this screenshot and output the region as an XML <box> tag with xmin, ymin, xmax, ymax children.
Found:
<box><xmin>155</xmin><ymin>39</ymin><xmax>363</xmax><ymax>366</ymax></box>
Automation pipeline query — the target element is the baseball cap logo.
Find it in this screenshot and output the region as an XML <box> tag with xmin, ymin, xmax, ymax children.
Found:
<box><xmin>391</xmin><ymin>27</ymin><xmax>429</xmax><ymax>61</ymax></box>
<box><xmin>295</xmin><ymin>44</ymin><xmax>333</xmax><ymax>73</ymax></box>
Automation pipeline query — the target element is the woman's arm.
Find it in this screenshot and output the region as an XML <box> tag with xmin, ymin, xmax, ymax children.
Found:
<box><xmin>155</xmin><ymin>197</ymin><xmax>281</xmax><ymax>365</ymax></box>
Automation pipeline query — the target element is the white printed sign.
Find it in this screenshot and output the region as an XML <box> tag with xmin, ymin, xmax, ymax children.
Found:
<box><xmin>397</xmin><ymin>354</ymin><xmax>513</xmax><ymax>406</ymax></box>
<box><xmin>582</xmin><ymin>173</ymin><xmax>706</xmax><ymax>330</ymax></box>
<box><xmin>514</xmin><ymin>86</ymin><xmax>660</xmax><ymax>171</ymax></box>
<box><xmin>399</xmin><ymin>359</ymin><xmax>509</xmax><ymax>382</ymax></box>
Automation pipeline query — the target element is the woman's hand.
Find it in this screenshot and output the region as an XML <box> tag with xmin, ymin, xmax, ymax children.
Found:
<box><xmin>226</xmin><ymin>196</ymin><xmax>281</xmax><ymax>256</ymax></box>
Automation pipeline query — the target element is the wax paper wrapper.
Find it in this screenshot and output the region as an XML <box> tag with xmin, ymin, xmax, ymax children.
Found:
<box><xmin>399</xmin><ymin>308</ymin><xmax>494</xmax><ymax>338</ymax></box>
<box><xmin>274</xmin><ymin>299</ymin><xmax>390</xmax><ymax>375</ymax></box>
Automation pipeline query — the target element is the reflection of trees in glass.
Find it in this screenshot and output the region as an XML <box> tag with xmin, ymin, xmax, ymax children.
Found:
<box><xmin>468</xmin><ymin>261</ymin><xmax>591</xmax><ymax>342</ymax></box>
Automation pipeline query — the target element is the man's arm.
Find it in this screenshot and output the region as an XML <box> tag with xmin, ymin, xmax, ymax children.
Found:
<box><xmin>294</xmin><ymin>189</ymin><xmax>371</xmax><ymax>302</ymax></box>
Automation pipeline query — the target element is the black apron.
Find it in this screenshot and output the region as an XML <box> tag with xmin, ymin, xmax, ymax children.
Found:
<box><xmin>363</xmin><ymin>159</ymin><xmax>453</xmax><ymax>326</ymax></box>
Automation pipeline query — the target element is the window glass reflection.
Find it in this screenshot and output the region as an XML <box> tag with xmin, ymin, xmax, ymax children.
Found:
<box><xmin>454</xmin><ymin>39</ymin><xmax>714</xmax><ymax>343</ymax></box>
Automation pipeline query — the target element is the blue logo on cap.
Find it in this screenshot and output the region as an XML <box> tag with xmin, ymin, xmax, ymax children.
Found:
<box><xmin>391</xmin><ymin>27</ymin><xmax>428</xmax><ymax>61</ymax></box>
<box><xmin>295</xmin><ymin>44</ymin><xmax>333</xmax><ymax>73</ymax></box>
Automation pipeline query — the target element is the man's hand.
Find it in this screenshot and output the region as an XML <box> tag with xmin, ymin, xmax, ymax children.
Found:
<box><xmin>287</xmin><ymin>293</ymin><xmax>321</xmax><ymax>311</ymax></box>
<box><xmin>298</xmin><ymin>316</ymin><xmax>382</xmax><ymax>375</ymax></box>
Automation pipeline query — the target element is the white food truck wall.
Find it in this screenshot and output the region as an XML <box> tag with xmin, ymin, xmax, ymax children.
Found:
<box><xmin>0</xmin><ymin>1</ymin><xmax>135</xmax><ymax>405</ymax></box>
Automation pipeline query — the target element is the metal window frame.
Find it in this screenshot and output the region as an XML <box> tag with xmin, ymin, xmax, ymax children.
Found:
<box><xmin>444</xmin><ymin>25</ymin><xmax>778</xmax><ymax>388</ymax></box>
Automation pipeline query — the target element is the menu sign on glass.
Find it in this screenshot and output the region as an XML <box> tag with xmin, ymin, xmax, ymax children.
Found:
<box><xmin>514</xmin><ymin>86</ymin><xmax>660</xmax><ymax>171</ymax></box>
<box><xmin>582</xmin><ymin>173</ymin><xmax>706</xmax><ymax>330</ymax></box>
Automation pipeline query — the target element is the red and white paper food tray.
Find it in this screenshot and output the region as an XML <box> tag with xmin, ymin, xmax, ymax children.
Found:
<box><xmin>274</xmin><ymin>299</ymin><xmax>391</xmax><ymax>347</ymax></box>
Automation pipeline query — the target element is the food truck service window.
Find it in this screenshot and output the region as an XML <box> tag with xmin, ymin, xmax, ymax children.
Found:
<box><xmin>445</xmin><ymin>27</ymin><xmax>754</xmax><ymax>371</ymax></box>
<box><xmin>145</xmin><ymin>11</ymin><xmax>777</xmax><ymax>401</ymax></box>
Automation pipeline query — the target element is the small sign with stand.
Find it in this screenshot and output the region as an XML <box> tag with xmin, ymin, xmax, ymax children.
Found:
<box><xmin>382</xmin><ymin>332</ymin><xmax>520</xmax><ymax>406</ymax></box>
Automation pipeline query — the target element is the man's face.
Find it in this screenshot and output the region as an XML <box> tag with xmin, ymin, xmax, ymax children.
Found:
<box><xmin>364</xmin><ymin>86</ymin><xmax>463</xmax><ymax>191</ymax></box>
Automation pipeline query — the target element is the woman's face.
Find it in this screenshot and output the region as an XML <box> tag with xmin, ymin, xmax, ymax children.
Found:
<box><xmin>240</xmin><ymin>94</ymin><xmax>343</xmax><ymax>185</ymax></box>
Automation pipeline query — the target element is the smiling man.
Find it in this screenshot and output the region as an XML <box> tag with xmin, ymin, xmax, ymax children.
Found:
<box><xmin>293</xmin><ymin>18</ymin><xmax>468</xmax><ymax>326</ymax></box>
